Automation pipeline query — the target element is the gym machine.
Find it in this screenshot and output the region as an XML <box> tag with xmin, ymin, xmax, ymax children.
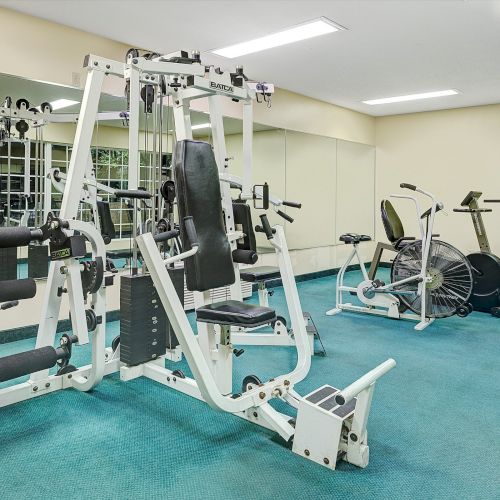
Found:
<box><xmin>453</xmin><ymin>191</ymin><xmax>500</xmax><ymax>317</ymax></box>
<box><xmin>0</xmin><ymin>213</ymin><xmax>114</xmax><ymax>406</ymax></box>
<box><xmin>61</xmin><ymin>49</ymin><xmax>395</xmax><ymax>470</ymax></box>
<box><xmin>328</xmin><ymin>184</ymin><xmax>474</xmax><ymax>330</ymax></box>
<box><xmin>134</xmin><ymin>139</ymin><xmax>395</xmax><ymax>470</ymax></box>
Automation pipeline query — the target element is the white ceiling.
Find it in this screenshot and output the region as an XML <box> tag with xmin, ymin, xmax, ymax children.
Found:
<box><xmin>3</xmin><ymin>0</ymin><xmax>500</xmax><ymax>116</ymax></box>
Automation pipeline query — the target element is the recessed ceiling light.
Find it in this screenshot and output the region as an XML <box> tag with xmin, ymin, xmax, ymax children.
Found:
<box><xmin>212</xmin><ymin>18</ymin><xmax>343</xmax><ymax>58</ymax></box>
<box><xmin>192</xmin><ymin>123</ymin><xmax>211</xmax><ymax>130</ymax></box>
<box><xmin>363</xmin><ymin>90</ymin><xmax>459</xmax><ymax>105</ymax></box>
<box><xmin>49</xmin><ymin>98</ymin><xmax>80</xmax><ymax>110</ymax></box>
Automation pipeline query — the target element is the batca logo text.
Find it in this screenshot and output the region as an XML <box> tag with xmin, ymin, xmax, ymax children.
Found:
<box><xmin>210</xmin><ymin>82</ymin><xmax>233</xmax><ymax>92</ymax></box>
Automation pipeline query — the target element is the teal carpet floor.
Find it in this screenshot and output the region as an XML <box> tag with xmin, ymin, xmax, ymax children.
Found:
<box><xmin>0</xmin><ymin>270</ymin><xmax>499</xmax><ymax>499</ymax></box>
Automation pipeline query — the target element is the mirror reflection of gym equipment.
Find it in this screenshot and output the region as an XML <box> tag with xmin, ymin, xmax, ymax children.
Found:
<box><xmin>0</xmin><ymin>3</ymin><xmax>499</xmax><ymax>500</ymax></box>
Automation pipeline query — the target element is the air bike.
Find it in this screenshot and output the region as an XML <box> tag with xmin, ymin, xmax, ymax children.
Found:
<box><xmin>453</xmin><ymin>191</ymin><xmax>500</xmax><ymax>317</ymax></box>
<box><xmin>327</xmin><ymin>183</ymin><xmax>474</xmax><ymax>331</ymax></box>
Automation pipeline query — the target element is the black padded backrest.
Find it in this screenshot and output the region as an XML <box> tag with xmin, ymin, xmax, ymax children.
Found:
<box><xmin>174</xmin><ymin>140</ymin><xmax>235</xmax><ymax>292</ymax></box>
<box><xmin>232</xmin><ymin>201</ymin><xmax>257</xmax><ymax>252</ymax></box>
<box><xmin>381</xmin><ymin>199</ymin><xmax>404</xmax><ymax>243</ymax></box>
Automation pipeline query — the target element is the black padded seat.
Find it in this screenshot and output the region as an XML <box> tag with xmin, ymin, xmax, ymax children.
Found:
<box><xmin>240</xmin><ymin>266</ymin><xmax>281</xmax><ymax>283</ymax></box>
<box><xmin>196</xmin><ymin>300</ymin><xmax>277</xmax><ymax>327</ymax></box>
<box><xmin>339</xmin><ymin>233</ymin><xmax>372</xmax><ymax>244</ymax></box>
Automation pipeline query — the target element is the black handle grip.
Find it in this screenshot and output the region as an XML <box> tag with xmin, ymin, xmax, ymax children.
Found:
<box><xmin>232</xmin><ymin>249</ymin><xmax>258</xmax><ymax>265</ymax></box>
<box><xmin>1</xmin><ymin>300</ymin><xmax>19</xmax><ymax>310</ymax></box>
<box><xmin>0</xmin><ymin>278</ymin><xmax>37</xmax><ymax>303</ymax></box>
<box><xmin>259</xmin><ymin>214</ymin><xmax>274</xmax><ymax>240</ymax></box>
<box><xmin>114</xmin><ymin>189</ymin><xmax>152</xmax><ymax>200</ymax></box>
<box><xmin>184</xmin><ymin>216</ymin><xmax>198</xmax><ymax>248</ymax></box>
<box><xmin>400</xmin><ymin>183</ymin><xmax>417</xmax><ymax>191</ymax></box>
<box><xmin>255</xmin><ymin>225</ymin><xmax>276</xmax><ymax>235</ymax></box>
<box><xmin>277</xmin><ymin>210</ymin><xmax>294</xmax><ymax>223</ymax></box>
<box><xmin>153</xmin><ymin>229</ymin><xmax>180</xmax><ymax>243</ymax></box>
<box><xmin>282</xmin><ymin>200</ymin><xmax>302</xmax><ymax>209</ymax></box>
<box><xmin>262</xmin><ymin>183</ymin><xmax>269</xmax><ymax>210</ymax></box>
<box><xmin>453</xmin><ymin>208</ymin><xmax>492</xmax><ymax>213</ymax></box>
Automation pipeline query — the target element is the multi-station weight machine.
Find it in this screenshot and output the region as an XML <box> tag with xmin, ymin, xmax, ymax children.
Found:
<box><xmin>0</xmin><ymin>49</ymin><xmax>396</xmax><ymax>471</ymax></box>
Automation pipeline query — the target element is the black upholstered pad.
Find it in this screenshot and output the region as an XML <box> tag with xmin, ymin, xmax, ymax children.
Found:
<box><xmin>339</xmin><ymin>233</ymin><xmax>372</xmax><ymax>244</ymax></box>
<box><xmin>381</xmin><ymin>199</ymin><xmax>405</xmax><ymax>243</ymax></box>
<box><xmin>240</xmin><ymin>266</ymin><xmax>281</xmax><ymax>283</ymax></box>
<box><xmin>196</xmin><ymin>300</ymin><xmax>276</xmax><ymax>327</ymax></box>
<box><xmin>174</xmin><ymin>140</ymin><xmax>235</xmax><ymax>292</ymax></box>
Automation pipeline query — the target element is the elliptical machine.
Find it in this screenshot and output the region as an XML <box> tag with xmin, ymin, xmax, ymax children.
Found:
<box><xmin>453</xmin><ymin>191</ymin><xmax>500</xmax><ymax>317</ymax></box>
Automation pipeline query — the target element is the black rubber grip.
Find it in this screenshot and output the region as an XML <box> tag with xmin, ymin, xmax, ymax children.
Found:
<box><xmin>400</xmin><ymin>183</ymin><xmax>417</xmax><ymax>191</ymax></box>
<box><xmin>153</xmin><ymin>229</ymin><xmax>180</xmax><ymax>243</ymax></box>
<box><xmin>0</xmin><ymin>278</ymin><xmax>36</xmax><ymax>302</ymax></box>
<box><xmin>0</xmin><ymin>226</ymin><xmax>32</xmax><ymax>248</ymax></box>
<box><xmin>282</xmin><ymin>200</ymin><xmax>302</xmax><ymax>209</ymax></box>
<box><xmin>184</xmin><ymin>216</ymin><xmax>198</xmax><ymax>248</ymax></box>
<box><xmin>0</xmin><ymin>346</ymin><xmax>59</xmax><ymax>383</ymax></box>
<box><xmin>484</xmin><ymin>199</ymin><xmax>500</xmax><ymax>203</ymax></box>
<box><xmin>1</xmin><ymin>300</ymin><xmax>18</xmax><ymax>310</ymax></box>
<box><xmin>453</xmin><ymin>208</ymin><xmax>492</xmax><ymax>213</ymax></box>
<box><xmin>255</xmin><ymin>225</ymin><xmax>276</xmax><ymax>235</ymax></box>
<box><xmin>262</xmin><ymin>183</ymin><xmax>269</xmax><ymax>210</ymax></box>
<box><xmin>277</xmin><ymin>210</ymin><xmax>294</xmax><ymax>223</ymax></box>
<box><xmin>114</xmin><ymin>189</ymin><xmax>152</xmax><ymax>200</ymax></box>
<box><xmin>232</xmin><ymin>249</ymin><xmax>258</xmax><ymax>265</ymax></box>
<box><xmin>259</xmin><ymin>214</ymin><xmax>274</xmax><ymax>240</ymax></box>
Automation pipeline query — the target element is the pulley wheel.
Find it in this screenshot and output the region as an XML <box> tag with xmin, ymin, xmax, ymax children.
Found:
<box><xmin>242</xmin><ymin>375</ymin><xmax>262</xmax><ymax>393</ymax></box>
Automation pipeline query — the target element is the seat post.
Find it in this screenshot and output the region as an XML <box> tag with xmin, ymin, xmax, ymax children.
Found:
<box><xmin>195</xmin><ymin>291</ymin><xmax>233</xmax><ymax>395</ymax></box>
<box><xmin>355</xmin><ymin>244</ymin><xmax>371</xmax><ymax>281</ymax></box>
<box><xmin>258</xmin><ymin>280</ymin><xmax>269</xmax><ymax>307</ymax></box>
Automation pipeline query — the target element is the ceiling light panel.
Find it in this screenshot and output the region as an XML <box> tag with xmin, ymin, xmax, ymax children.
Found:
<box><xmin>212</xmin><ymin>18</ymin><xmax>342</xmax><ymax>58</ymax></box>
<box><xmin>363</xmin><ymin>90</ymin><xmax>459</xmax><ymax>105</ymax></box>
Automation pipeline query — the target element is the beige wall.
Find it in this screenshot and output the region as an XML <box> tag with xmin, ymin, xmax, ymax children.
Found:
<box><xmin>375</xmin><ymin>104</ymin><xmax>500</xmax><ymax>257</ymax></box>
<box><xmin>225</xmin><ymin>129</ymin><xmax>376</xmax><ymax>275</ymax></box>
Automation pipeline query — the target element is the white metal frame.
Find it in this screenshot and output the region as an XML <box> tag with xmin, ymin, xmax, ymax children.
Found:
<box><xmin>135</xmin><ymin>222</ymin><xmax>395</xmax><ymax>469</ymax></box>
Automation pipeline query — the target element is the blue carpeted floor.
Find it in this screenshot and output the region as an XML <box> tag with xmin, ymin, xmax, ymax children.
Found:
<box><xmin>0</xmin><ymin>270</ymin><xmax>499</xmax><ymax>500</ymax></box>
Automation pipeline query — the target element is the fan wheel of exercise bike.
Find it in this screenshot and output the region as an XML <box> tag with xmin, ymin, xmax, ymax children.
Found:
<box><xmin>391</xmin><ymin>240</ymin><xmax>473</xmax><ymax>318</ymax></box>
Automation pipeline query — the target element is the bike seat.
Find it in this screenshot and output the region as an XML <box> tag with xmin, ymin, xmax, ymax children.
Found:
<box><xmin>339</xmin><ymin>233</ymin><xmax>372</xmax><ymax>245</ymax></box>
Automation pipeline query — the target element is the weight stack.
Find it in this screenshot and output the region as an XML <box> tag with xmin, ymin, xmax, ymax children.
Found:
<box><xmin>120</xmin><ymin>268</ymin><xmax>184</xmax><ymax>366</ymax></box>
<box><xmin>28</xmin><ymin>244</ymin><xmax>49</xmax><ymax>279</ymax></box>
<box><xmin>0</xmin><ymin>247</ymin><xmax>17</xmax><ymax>281</ymax></box>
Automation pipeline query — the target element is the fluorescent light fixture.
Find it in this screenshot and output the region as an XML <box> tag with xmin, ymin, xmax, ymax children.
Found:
<box><xmin>192</xmin><ymin>123</ymin><xmax>211</xmax><ymax>130</ymax></box>
<box><xmin>363</xmin><ymin>90</ymin><xmax>458</xmax><ymax>105</ymax></box>
<box><xmin>46</xmin><ymin>98</ymin><xmax>80</xmax><ymax>111</ymax></box>
<box><xmin>212</xmin><ymin>18</ymin><xmax>342</xmax><ymax>58</ymax></box>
